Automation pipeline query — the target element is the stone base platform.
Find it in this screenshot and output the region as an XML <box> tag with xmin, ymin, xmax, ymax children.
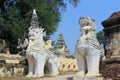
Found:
<box><xmin>0</xmin><ymin>54</ymin><xmax>27</xmax><ymax>77</ymax></box>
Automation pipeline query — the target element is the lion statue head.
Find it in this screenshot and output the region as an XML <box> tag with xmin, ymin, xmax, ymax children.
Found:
<box><xmin>28</xmin><ymin>27</ymin><xmax>46</xmax><ymax>42</ymax></box>
<box><xmin>79</xmin><ymin>17</ymin><xmax>96</xmax><ymax>31</ymax></box>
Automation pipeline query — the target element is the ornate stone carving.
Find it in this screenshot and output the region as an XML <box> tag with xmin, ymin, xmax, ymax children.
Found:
<box><xmin>58</xmin><ymin>57</ymin><xmax>78</xmax><ymax>72</ymax></box>
<box><xmin>0</xmin><ymin>39</ymin><xmax>10</xmax><ymax>54</ymax></box>
<box><xmin>75</xmin><ymin>17</ymin><xmax>104</xmax><ymax>77</ymax></box>
<box><xmin>25</xmin><ymin>9</ymin><xmax>60</xmax><ymax>78</ymax></box>
<box><xmin>54</xmin><ymin>33</ymin><xmax>71</xmax><ymax>57</ymax></box>
<box><xmin>0</xmin><ymin>54</ymin><xmax>25</xmax><ymax>77</ymax></box>
<box><xmin>17</xmin><ymin>36</ymin><xmax>29</xmax><ymax>56</ymax></box>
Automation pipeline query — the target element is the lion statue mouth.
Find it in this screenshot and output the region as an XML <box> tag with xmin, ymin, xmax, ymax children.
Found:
<box><xmin>85</xmin><ymin>30</ymin><xmax>89</xmax><ymax>35</ymax></box>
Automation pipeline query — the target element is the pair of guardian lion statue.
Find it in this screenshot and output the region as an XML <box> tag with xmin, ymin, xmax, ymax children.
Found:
<box><xmin>18</xmin><ymin>9</ymin><xmax>104</xmax><ymax>78</ymax></box>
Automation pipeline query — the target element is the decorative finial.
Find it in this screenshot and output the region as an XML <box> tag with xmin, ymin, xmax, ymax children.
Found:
<box><xmin>33</xmin><ymin>9</ymin><xmax>36</xmax><ymax>14</ymax></box>
<box><xmin>30</xmin><ymin>9</ymin><xmax>39</xmax><ymax>28</ymax></box>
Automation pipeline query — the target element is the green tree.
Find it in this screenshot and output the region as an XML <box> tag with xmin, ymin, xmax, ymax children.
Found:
<box><xmin>97</xmin><ymin>31</ymin><xmax>106</xmax><ymax>49</ymax></box>
<box><xmin>0</xmin><ymin>0</ymin><xmax>80</xmax><ymax>54</ymax></box>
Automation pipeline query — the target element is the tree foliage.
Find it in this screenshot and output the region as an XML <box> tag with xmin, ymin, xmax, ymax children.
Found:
<box><xmin>0</xmin><ymin>0</ymin><xmax>80</xmax><ymax>54</ymax></box>
<box><xmin>97</xmin><ymin>31</ymin><xmax>106</xmax><ymax>48</ymax></box>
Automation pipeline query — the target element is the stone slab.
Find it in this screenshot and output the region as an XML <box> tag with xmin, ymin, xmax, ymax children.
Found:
<box><xmin>5</xmin><ymin>59</ymin><xmax>20</xmax><ymax>64</ymax></box>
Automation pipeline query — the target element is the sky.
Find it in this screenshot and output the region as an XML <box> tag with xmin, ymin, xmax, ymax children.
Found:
<box><xmin>51</xmin><ymin>0</ymin><xmax>120</xmax><ymax>54</ymax></box>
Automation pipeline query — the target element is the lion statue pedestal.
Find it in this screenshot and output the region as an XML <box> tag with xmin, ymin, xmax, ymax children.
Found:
<box><xmin>74</xmin><ymin>17</ymin><xmax>104</xmax><ymax>78</ymax></box>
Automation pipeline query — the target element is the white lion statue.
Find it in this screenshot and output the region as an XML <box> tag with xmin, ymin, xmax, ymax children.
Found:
<box><xmin>25</xmin><ymin>9</ymin><xmax>60</xmax><ymax>78</ymax></box>
<box><xmin>75</xmin><ymin>17</ymin><xmax>104</xmax><ymax>77</ymax></box>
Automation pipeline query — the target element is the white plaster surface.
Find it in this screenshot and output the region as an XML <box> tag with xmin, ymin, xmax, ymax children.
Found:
<box><xmin>26</xmin><ymin>9</ymin><xmax>60</xmax><ymax>78</ymax></box>
<box><xmin>74</xmin><ymin>17</ymin><xmax>104</xmax><ymax>77</ymax></box>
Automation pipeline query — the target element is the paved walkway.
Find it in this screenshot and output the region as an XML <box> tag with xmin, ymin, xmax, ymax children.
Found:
<box><xmin>34</xmin><ymin>74</ymin><xmax>104</xmax><ymax>80</ymax></box>
<box><xmin>0</xmin><ymin>73</ymin><xmax>104</xmax><ymax>80</ymax></box>
<box><xmin>34</xmin><ymin>74</ymin><xmax>74</xmax><ymax>80</ymax></box>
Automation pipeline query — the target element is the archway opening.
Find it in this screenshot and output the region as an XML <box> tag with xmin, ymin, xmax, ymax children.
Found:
<box><xmin>44</xmin><ymin>60</ymin><xmax>50</xmax><ymax>74</ymax></box>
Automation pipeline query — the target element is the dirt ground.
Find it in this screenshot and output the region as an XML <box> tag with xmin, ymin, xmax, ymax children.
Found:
<box><xmin>0</xmin><ymin>72</ymin><xmax>76</xmax><ymax>80</ymax></box>
<box><xmin>0</xmin><ymin>74</ymin><xmax>74</xmax><ymax>80</ymax></box>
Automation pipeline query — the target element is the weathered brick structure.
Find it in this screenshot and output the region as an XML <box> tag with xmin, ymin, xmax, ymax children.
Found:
<box><xmin>102</xmin><ymin>11</ymin><xmax>120</xmax><ymax>58</ymax></box>
<box><xmin>102</xmin><ymin>11</ymin><xmax>120</xmax><ymax>79</ymax></box>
